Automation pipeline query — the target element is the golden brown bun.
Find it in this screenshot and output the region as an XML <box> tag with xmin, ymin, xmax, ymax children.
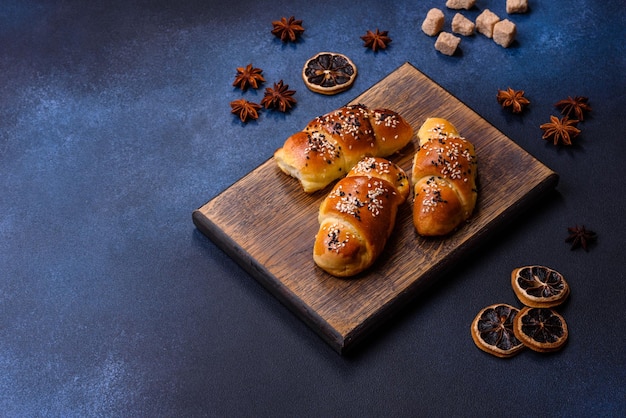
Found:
<box><xmin>368</xmin><ymin>108</ymin><xmax>415</xmax><ymax>156</ymax></box>
<box><xmin>313</xmin><ymin>157</ymin><xmax>409</xmax><ymax>277</ymax></box>
<box><xmin>416</xmin><ymin>117</ymin><xmax>459</xmax><ymax>145</ymax></box>
<box><xmin>274</xmin><ymin>104</ymin><xmax>413</xmax><ymax>193</ymax></box>
<box><xmin>412</xmin><ymin>118</ymin><xmax>477</xmax><ymax>236</ymax></box>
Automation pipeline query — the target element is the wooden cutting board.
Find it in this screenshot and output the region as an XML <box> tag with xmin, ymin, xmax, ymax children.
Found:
<box><xmin>193</xmin><ymin>62</ymin><xmax>559</xmax><ymax>354</ymax></box>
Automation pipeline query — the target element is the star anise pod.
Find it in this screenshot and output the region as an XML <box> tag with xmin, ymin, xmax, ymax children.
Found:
<box><xmin>555</xmin><ymin>96</ymin><xmax>592</xmax><ymax>121</ymax></box>
<box><xmin>230</xmin><ymin>99</ymin><xmax>261</xmax><ymax>122</ymax></box>
<box><xmin>261</xmin><ymin>80</ymin><xmax>297</xmax><ymax>112</ymax></box>
<box><xmin>540</xmin><ymin>115</ymin><xmax>581</xmax><ymax>146</ymax></box>
<box><xmin>233</xmin><ymin>64</ymin><xmax>265</xmax><ymax>91</ymax></box>
<box><xmin>566</xmin><ymin>225</ymin><xmax>597</xmax><ymax>251</ymax></box>
<box><xmin>496</xmin><ymin>87</ymin><xmax>530</xmax><ymax>114</ymax></box>
<box><xmin>271</xmin><ymin>16</ymin><xmax>304</xmax><ymax>43</ymax></box>
<box><xmin>360</xmin><ymin>29</ymin><xmax>392</xmax><ymax>52</ymax></box>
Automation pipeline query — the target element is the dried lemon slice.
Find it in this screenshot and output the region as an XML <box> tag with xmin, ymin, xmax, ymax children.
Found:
<box><xmin>471</xmin><ymin>303</ymin><xmax>525</xmax><ymax>358</ymax></box>
<box><xmin>513</xmin><ymin>307</ymin><xmax>569</xmax><ymax>352</ymax></box>
<box><xmin>302</xmin><ymin>52</ymin><xmax>357</xmax><ymax>95</ymax></box>
<box><xmin>511</xmin><ymin>265</ymin><xmax>570</xmax><ymax>308</ymax></box>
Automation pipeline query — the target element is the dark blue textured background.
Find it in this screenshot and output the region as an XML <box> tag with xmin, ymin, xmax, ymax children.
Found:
<box><xmin>1</xmin><ymin>0</ymin><xmax>625</xmax><ymax>416</ymax></box>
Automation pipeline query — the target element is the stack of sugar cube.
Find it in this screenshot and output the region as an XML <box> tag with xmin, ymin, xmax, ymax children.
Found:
<box><xmin>421</xmin><ymin>0</ymin><xmax>528</xmax><ymax>56</ymax></box>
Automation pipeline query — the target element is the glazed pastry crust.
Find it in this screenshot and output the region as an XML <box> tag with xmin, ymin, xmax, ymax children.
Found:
<box><xmin>274</xmin><ymin>104</ymin><xmax>413</xmax><ymax>193</ymax></box>
<box><xmin>313</xmin><ymin>157</ymin><xmax>409</xmax><ymax>277</ymax></box>
<box><xmin>412</xmin><ymin>118</ymin><xmax>477</xmax><ymax>236</ymax></box>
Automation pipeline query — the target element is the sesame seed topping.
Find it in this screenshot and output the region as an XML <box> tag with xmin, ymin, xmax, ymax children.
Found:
<box><xmin>304</xmin><ymin>131</ymin><xmax>340</xmax><ymax>161</ymax></box>
<box><xmin>416</xmin><ymin>177</ymin><xmax>448</xmax><ymax>213</ymax></box>
<box><xmin>326</xmin><ymin>224</ymin><xmax>350</xmax><ymax>253</ymax></box>
<box><xmin>329</xmin><ymin>175</ymin><xmax>392</xmax><ymax>219</ymax></box>
<box><xmin>373</xmin><ymin>110</ymin><xmax>400</xmax><ymax>128</ymax></box>
<box><xmin>354</xmin><ymin>157</ymin><xmax>392</xmax><ymax>176</ymax></box>
<box><xmin>330</xmin><ymin>185</ymin><xmax>365</xmax><ymax>220</ymax></box>
<box><xmin>366</xmin><ymin>181</ymin><xmax>388</xmax><ymax>216</ymax></box>
<box><xmin>422</xmin><ymin>135</ymin><xmax>475</xmax><ymax>183</ymax></box>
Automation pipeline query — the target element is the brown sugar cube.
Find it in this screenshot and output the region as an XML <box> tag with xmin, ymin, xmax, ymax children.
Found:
<box><xmin>435</xmin><ymin>32</ymin><xmax>461</xmax><ymax>56</ymax></box>
<box><xmin>446</xmin><ymin>0</ymin><xmax>476</xmax><ymax>10</ymax></box>
<box><xmin>451</xmin><ymin>13</ymin><xmax>475</xmax><ymax>36</ymax></box>
<box><xmin>493</xmin><ymin>19</ymin><xmax>517</xmax><ymax>47</ymax></box>
<box><xmin>506</xmin><ymin>0</ymin><xmax>528</xmax><ymax>14</ymax></box>
<box><xmin>422</xmin><ymin>8</ymin><xmax>445</xmax><ymax>36</ymax></box>
<box><xmin>476</xmin><ymin>9</ymin><xmax>500</xmax><ymax>38</ymax></box>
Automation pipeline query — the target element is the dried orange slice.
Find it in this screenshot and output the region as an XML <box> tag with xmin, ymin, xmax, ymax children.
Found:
<box><xmin>513</xmin><ymin>307</ymin><xmax>568</xmax><ymax>352</ymax></box>
<box><xmin>471</xmin><ymin>303</ymin><xmax>525</xmax><ymax>358</ymax></box>
<box><xmin>302</xmin><ymin>52</ymin><xmax>357</xmax><ymax>95</ymax></box>
<box><xmin>511</xmin><ymin>265</ymin><xmax>570</xmax><ymax>308</ymax></box>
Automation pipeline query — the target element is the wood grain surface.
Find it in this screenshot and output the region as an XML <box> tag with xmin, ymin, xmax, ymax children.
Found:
<box><xmin>193</xmin><ymin>62</ymin><xmax>559</xmax><ymax>354</ymax></box>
